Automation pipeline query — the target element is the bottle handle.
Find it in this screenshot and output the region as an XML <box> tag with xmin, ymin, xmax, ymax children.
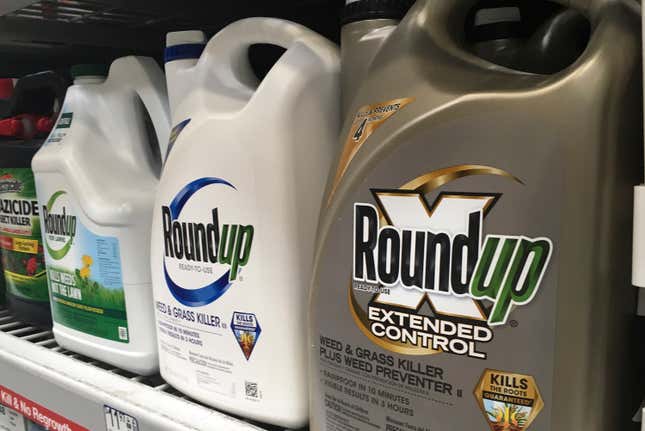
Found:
<box><xmin>200</xmin><ymin>17</ymin><xmax>329</xmax><ymax>92</ymax></box>
<box><xmin>108</xmin><ymin>56</ymin><xmax>171</xmax><ymax>162</ymax></box>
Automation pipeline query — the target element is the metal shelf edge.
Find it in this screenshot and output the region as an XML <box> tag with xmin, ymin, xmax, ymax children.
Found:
<box><xmin>0</xmin><ymin>330</ymin><xmax>265</xmax><ymax>431</ymax></box>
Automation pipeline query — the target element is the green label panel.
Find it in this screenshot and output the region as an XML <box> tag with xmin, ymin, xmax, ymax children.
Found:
<box><xmin>0</xmin><ymin>168</ymin><xmax>49</xmax><ymax>303</ymax></box>
<box><xmin>48</xmin><ymin>266</ymin><xmax>128</xmax><ymax>343</ymax></box>
<box><xmin>41</xmin><ymin>187</ymin><xmax>129</xmax><ymax>343</ymax></box>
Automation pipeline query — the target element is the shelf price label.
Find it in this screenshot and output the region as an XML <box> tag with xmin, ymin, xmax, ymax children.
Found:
<box><xmin>104</xmin><ymin>406</ymin><xmax>138</xmax><ymax>431</ymax></box>
<box><xmin>0</xmin><ymin>404</ymin><xmax>26</xmax><ymax>431</ymax></box>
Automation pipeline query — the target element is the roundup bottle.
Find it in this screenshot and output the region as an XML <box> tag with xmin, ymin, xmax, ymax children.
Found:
<box><xmin>32</xmin><ymin>59</ymin><xmax>170</xmax><ymax>374</ymax></box>
<box><xmin>152</xmin><ymin>19</ymin><xmax>339</xmax><ymax>427</ymax></box>
<box><xmin>311</xmin><ymin>1</ymin><xmax>642</xmax><ymax>431</ymax></box>
<box><xmin>0</xmin><ymin>71</ymin><xmax>68</xmax><ymax>327</ymax></box>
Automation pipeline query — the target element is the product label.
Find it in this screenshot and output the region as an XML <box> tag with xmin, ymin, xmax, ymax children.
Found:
<box><xmin>231</xmin><ymin>312</ymin><xmax>261</xmax><ymax>360</ymax></box>
<box><xmin>155</xmin><ymin>173</ymin><xmax>259</xmax><ymax>398</ymax></box>
<box><xmin>474</xmin><ymin>369</ymin><xmax>543</xmax><ymax>431</ymax></box>
<box><xmin>349</xmin><ymin>167</ymin><xmax>552</xmax><ymax>358</ymax></box>
<box><xmin>45</xmin><ymin>112</ymin><xmax>72</xmax><ymax>144</ymax></box>
<box><xmin>161</xmin><ymin>177</ymin><xmax>254</xmax><ymax>307</ymax></box>
<box><xmin>41</xmin><ymin>190</ymin><xmax>129</xmax><ymax>343</ymax></box>
<box><xmin>0</xmin><ymin>169</ymin><xmax>48</xmax><ymax>303</ymax></box>
<box><xmin>312</xmin><ymin>105</ymin><xmax>560</xmax><ymax>431</ymax></box>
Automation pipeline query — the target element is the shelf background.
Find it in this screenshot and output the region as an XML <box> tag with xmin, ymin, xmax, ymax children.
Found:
<box><xmin>0</xmin><ymin>0</ymin><xmax>344</xmax><ymax>76</ymax></box>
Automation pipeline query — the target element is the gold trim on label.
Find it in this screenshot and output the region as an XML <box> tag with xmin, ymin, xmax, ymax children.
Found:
<box><xmin>401</xmin><ymin>165</ymin><xmax>523</xmax><ymax>195</ymax></box>
<box><xmin>327</xmin><ymin>97</ymin><xmax>415</xmax><ymax>206</ymax></box>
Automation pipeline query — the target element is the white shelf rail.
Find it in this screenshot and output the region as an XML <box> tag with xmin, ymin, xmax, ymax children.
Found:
<box><xmin>0</xmin><ymin>306</ymin><xmax>269</xmax><ymax>431</ymax></box>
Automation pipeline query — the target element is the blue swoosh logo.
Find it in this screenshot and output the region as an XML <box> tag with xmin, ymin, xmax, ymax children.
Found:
<box><xmin>164</xmin><ymin>177</ymin><xmax>236</xmax><ymax>307</ymax></box>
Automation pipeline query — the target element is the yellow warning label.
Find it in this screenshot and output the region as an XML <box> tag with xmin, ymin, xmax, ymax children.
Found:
<box><xmin>474</xmin><ymin>369</ymin><xmax>544</xmax><ymax>431</ymax></box>
<box><xmin>12</xmin><ymin>238</ymin><xmax>38</xmax><ymax>254</ymax></box>
<box><xmin>327</xmin><ymin>97</ymin><xmax>414</xmax><ymax>206</ymax></box>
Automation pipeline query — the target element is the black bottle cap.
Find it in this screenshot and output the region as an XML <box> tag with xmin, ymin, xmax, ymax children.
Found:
<box><xmin>341</xmin><ymin>0</ymin><xmax>416</xmax><ymax>26</ymax></box>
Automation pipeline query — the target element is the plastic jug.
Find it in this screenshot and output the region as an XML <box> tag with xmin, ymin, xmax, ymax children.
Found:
<box><xmin>311</xmin><ymin>1</ymin><xmax>642</xmax><ymax>431</ymax></box>
<box><xmin>32</xmin><ymin>58</ymin><xmax>170</xmax><ymax>374</ymax></box>
<box><xmin>0</xmin><ymin>71</ymin><xmax>68</xmax><ymax>328</ymax></box>
<box><xmin>152</xmin><ymin>18</ymin><xmax>339</xmax><ymax>427</ymax></box>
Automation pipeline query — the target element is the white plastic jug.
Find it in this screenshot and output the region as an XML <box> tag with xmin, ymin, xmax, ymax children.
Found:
<box><xmin>32</xmin><ymin>57</ymin><xmax>170</xmax><ymax>375</ymax></box>
<box><xmin>151</xmin><ymin>18</ymin><xmax>339</xmax><ymax>427</ymax></box>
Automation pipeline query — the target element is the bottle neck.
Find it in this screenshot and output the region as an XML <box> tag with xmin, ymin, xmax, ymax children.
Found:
<box><xmin>341</xmin><ymin>19</ymin><xmax>398</xmax><ymax>117</ymax></box>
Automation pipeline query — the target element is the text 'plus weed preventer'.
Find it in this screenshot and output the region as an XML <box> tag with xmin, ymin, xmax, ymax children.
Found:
<box><xmin>152</xmin><ymin>18</ymin><xmax>339</xmax><ymax>427</ymax></box>
<box><xmin>32</xmin><ymin>59</ymin><xmax>170</xmax><ymax>375</ymax></box>
<box><xmin>311</xmin><ymin>0</ymin><xmax>642</xmax><ymax>431</ymax></box>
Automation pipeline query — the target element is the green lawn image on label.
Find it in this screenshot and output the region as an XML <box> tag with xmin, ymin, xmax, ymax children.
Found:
<box><xmin>49</xmin><ymin>266</ymin><xmax>129</xmax><ymax>343</ymax></box>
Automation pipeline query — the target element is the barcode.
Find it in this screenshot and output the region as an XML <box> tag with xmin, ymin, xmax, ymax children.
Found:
<box><xmin>118</xmin><ymin>327</ymin><xmax>128</xmax><ymax>341</ymax></box>
<box><xmin>245</xmin><ymin>381</ymin><xmax>258</xmax><ymax>398</ymax></box>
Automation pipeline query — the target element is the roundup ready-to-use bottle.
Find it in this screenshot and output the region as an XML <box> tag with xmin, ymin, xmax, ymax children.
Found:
<box><xmin>311</xmin><ymin>1</ymin><xmax>642</xmax><ymax>431</ymax></box>
<box><xmin>0</xmin><ymin>71</ymin><xmax>68</xmax><ymax>327</ymax></box>
<box><xmin>152</xmin><ymin>18</ymin><xmax>339</xmax><ymax>427</ymax></box>
<box><xmin>32</xmin><ymin>59</ymin><xmax>170</xmax><ymax>374</ymax></box>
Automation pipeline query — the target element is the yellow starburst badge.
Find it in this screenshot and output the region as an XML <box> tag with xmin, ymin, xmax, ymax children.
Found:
<box><xmin>474</xmin><ymin>369</ymin><xmax>543</xmax><ymax>431</ymax></box>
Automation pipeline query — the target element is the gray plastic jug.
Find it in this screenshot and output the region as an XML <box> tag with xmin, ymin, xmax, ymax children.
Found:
<box><xmin>310</xmin><ymin>1</ymin><xmax>642</xmax><ymax>431</ymax></box>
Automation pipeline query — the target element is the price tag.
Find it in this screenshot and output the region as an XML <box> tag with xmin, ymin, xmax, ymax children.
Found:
<box><xmin>104</xmin><ymin>406</ymin><xmax>138</xmax><ymax>431</ymax></box>
<box><xmin>0</xmin><ymin>404</ymin><xmax>26</xmax><ymax>431</ymax></box>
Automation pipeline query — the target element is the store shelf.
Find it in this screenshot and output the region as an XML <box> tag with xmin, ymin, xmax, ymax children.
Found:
<box><xmin>0</xmin><ymin>306</ymin><xmax>271</xmax><ymax>431</ymax></box>
<box><xmin>0</xmin><ymin>0</ymin><xmax>343</xmax><ymax>76</ymax></box>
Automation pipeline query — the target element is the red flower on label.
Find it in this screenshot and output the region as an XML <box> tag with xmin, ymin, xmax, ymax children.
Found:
<box><xmin>25</xmin><ymin>256</ymin><xmax>38</xmax><ymax>275</ymax></box>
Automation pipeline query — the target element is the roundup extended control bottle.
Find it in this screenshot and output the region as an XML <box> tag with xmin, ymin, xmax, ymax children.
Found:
<box><xmin>311</xmin><ymin>1</ymin><xmax>642</xmax><ymax>431</ymax></box>
<box><xmin>32</xmin><ymin>59</ymin><xmax>170</xmax><ymax>374</ymax></box>
<box><xmin>152</xmin><ymin>19</ymin><xmax>339</xmax><ymax>427</ymax></box>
